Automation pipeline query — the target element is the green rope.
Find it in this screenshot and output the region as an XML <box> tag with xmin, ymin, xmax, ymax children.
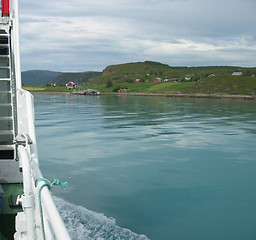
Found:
<box><xmin>35</xmin><ymin>178</ymin><xmax>68</xmax><ymax>240</ymax></box>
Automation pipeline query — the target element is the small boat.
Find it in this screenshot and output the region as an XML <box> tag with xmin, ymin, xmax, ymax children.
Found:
<box><xmin>0</xmin><ymin>0</ymin><xmax>71</xmax><ymax>239</ymax></box>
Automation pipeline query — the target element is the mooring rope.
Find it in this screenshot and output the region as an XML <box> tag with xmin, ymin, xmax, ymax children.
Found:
<box><xmin>35</xmin><ymin>178</ymin><xmax>68</xmax><ymax>240</ymax></box>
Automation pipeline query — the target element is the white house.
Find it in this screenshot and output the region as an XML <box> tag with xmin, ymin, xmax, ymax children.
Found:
<box><xmin>66</xmin><ymin>81</ymin><xmax>77</xmax><ymax>89</ymax></box>
<box><xmin>232</xmin><ymin>72</ymin><xmax>243</xmax><ymax>76</ymax></box>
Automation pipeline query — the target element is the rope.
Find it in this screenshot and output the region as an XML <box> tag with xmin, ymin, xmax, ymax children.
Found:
<box><xmin>35</xmin><ymin>178</ymin><xmax>68</xmax><ymax>240</ymax></box>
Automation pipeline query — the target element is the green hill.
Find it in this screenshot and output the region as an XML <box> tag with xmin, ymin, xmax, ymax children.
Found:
<box><xmin>22</xmin><ymin>62</ymin><xmax>256</xmax><ymax>96</ymax></box>
<box><xmin>83</xmin><ymin>61</ymin><xmax>256</xmax><ymax>95</ymax></box>
<box><xmin>21</xmin><ymin>70</ymin><xmax>62</xmax><ymax>86</ymax></box>
<box><xmin>88</xmin><ymin>62</ymin><xmax>247</xmax><ymax>84</ymax></box>
<box><xmin>54</xmin><ymin>71</ymin><xmax>102</xmax><ymax>85</ymax></box>
<box><xmin>89</xmin><ymin>61</ymin><xmax>178</xmax><ymax>84</ymax></box>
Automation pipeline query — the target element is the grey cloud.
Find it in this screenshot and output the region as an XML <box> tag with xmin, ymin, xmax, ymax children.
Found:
<box><xmin>19</xmin><ymin>0</ymin><xmax>256</xmax><ymax>71</ymax></box>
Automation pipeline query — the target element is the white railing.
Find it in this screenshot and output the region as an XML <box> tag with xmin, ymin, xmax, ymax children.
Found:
<box><xmin>16</xmin><ymin>145</ymin><xmax>36</xmax><ymax>240</ymax></box>
<box><xmin>10</xmin><ymin>0</ymin><xmax>22</xmax><ymax>89</ymax></box>
<box><xmin>11</xmin><ymin>0</ymin><xmax>71</xmax><ymax>237</ymax></box>
<box><xmin>16</xmin><ymin>89</ymin><xmax>71</xmax><ymax>240</ymax></box>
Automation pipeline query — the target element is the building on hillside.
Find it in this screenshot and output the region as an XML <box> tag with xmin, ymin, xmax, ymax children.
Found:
<box><xmin>118</xmin><ymin>89</ymin><xmax>131</xmax><ymax>93</ymax></box>
<box><xmin>163</xmin><ymin>78</ymin><xmax>170</xmax><ymax>82</ymax></box>
<box><xmin>153</xmin><ymin>78</ymin><xmax>162</xmax><ymax>82</ymax></box>
<box><xmin>66</xmin><ymin>81</ymin><xmax>77</xmax><ymax>89</ymax></box>
<box><xmin>185</xmin><ymin>76</ymin><xmax>191</xmax><ymax>81</ymax></box>
<box><xmin>232</xmin><ymin>72</ymin><xmax>243</xmax><ymax>76</ymax></box>
<box><xmin>170</xmin><ymin>78</ymin><xmax>180</xmax><ymax>82</ymax></box>
<box><xmin>50</xmin><ymin>83</ymin><xmax>56</xmax><ymax>87</ymax></box>
<box><xmin>135</xmin><ymin>79</ymin><xmax>141</xmax><ymax>83</ymax></box>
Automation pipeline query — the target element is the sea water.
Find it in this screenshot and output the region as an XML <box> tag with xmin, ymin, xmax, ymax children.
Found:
<box><xmin>34</xmin><ymin>94</ymin><xmax>256</xmax><ymax>240</ymax></box>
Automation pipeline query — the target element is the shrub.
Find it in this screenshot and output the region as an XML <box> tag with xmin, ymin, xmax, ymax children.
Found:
<box><xmin>106</xmin><ymin>80</ymin><xmax>112</xmax><ymax>88</ymax></box>
<box><xmin>113</xmin><ymin>86</ymin><xmax>120</xmax><ymax>92</ymax></box>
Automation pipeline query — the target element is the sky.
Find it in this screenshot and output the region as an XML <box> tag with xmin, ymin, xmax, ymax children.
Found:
<box><xmin>19</xmin><ymin>0</ymin><xmax>256</xmax><ymax>72</ymax></box>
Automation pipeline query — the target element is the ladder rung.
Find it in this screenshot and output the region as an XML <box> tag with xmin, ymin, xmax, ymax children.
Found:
<box><xmin>0</xmin><ymin>33</ymin><xmax>9</xmax><ymax>37</ymax></box>
<box><xmin>0</xmin><ymin>130</ymin><xmax>13</xmax><ymax>134</ymax></box>
<box><xmin>0</xmin><ymin>116</ymin><xmax>12</xmax><ymax>119</ymax></box>
<box><xmin>0</xmin><ymin>145</ymin><xmax>14</xmax><ymax>150</ymax></box>
<box><xmin>0</xmin><ymin>90</ymin><xmax>11</xmax><ymax>93</ymax></box>
<box><xmin>0</xmin><ymin>78</ymin><xmax>10</xmax><ymax>81</ymax></box>
<box><xmin>0</xmin><ymin>44</ymin><xmax>8</xmax><ymax>48</ymax></box>
<box><xmin>0</xmin><ymin>103</ymin><xmax>11</xmax><ymax>106</ymax></box>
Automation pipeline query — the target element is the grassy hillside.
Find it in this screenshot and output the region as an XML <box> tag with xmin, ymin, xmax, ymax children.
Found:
<box><xmin>83</xmin><ymin>61</ymin><xmax>256</xmax><ymax>95</ymax></box>
<box><xmin>22</xmin><ymin>61</ymin><xmax>256</xmax><ymax>96</ymax></box>
<box><xmin>84</xmin><ymin>81</ymin><xmax>194</xmax><ymax>94</ymax></box>
<box><xmin>23</xmin><ymin>85</ymin><xmax>72</xmax><ymax>92</ymax></box>
<box><xmin>88</xmin><ymin>62</ymin><xmax>254</xmax><ymax>84</ymax></box>
<box><xmin>54</xmin><ymin>71</ymin><xmax>102</xmax><ymax>85</ymax></box>
<box><xmin>186</xmin><ymin>76</ymin><xmax>256</xmax><ymax>95</ymax></box>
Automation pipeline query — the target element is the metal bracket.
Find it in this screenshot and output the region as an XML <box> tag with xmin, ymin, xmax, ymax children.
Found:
<box><xmin>9</xmin><ymin>194</ymin><xmax>22</xmax><ymax>208</ymax></box>
<box><xmin>15</xmin><ymin>133</ymin><xmax>33</xmax><ymax>146</ymax></box>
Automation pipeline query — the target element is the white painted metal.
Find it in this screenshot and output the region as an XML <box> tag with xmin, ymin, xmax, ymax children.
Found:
<box><xmin>2</xmin><ymin>0</ymin><xmax>73</xmax><ymax>239</ymax></box>
<box><xmin>17</xmin><ymin>89</ymin><xmax>37</xmax><ymax>144</ymax></box>
<box><xmin>11</xmin><ymin>0</ymin><xmax>22</xmax><ymax>89</ymax></box>
<box><xmin>17</xmin><ymin>145</ymin><xmax>36</xmax><ymax>240</ymax></box>
<box><xmin>15</xmin><ymin>67</ymin><xmax>71</xmax><ymax>240</ymax></box>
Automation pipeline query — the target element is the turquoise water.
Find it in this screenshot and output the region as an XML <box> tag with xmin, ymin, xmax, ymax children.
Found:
<box><xmin>34</xmin><ymin>94</ymin><xmax>256</xmax><ymax>240</ymax></box>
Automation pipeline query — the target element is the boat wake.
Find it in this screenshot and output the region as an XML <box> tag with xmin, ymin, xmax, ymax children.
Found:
<box><xmin>53</xmin><ymin>196</ymin><xmax>149</xmax><ymax>240</ymax></box>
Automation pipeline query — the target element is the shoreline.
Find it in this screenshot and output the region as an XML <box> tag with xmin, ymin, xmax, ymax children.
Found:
<box><xmin>31</xmin><ymin>91</ymin><xmax>72</xmax><ymax>95</ymax></box>
<box><xmin>101</xmin><ymin>92</ymin><xmax>256</xmax><ymax>100</ymax></box>
<box><xmin>30</xmin><ymin>91</ymin><xmax>256</xmax><ymax>100</ymax></box>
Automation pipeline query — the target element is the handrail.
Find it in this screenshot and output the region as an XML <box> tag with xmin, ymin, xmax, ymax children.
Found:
<box><xmin>32</xmin><ymin>160</ymin><xmax>71</xmax><ymax>240</ymax></box>
<box><xmin>16</xmin><ymin>89</ymin><xmax>71</xmax><ymax>239</ymax></box>
<box><xmin>17</xmin><ymin>145</ymin><xmax>36</xmax><ymax>239</ymax></box>
<box><xmin>17</xmin><ymin>144</ymin><xmax>71</xmax><ymax>240</ymax></box>
<box><xmin>8</xmin><ymin>0</ymin><xmax>71</xmax><ymax>238</ymax></box>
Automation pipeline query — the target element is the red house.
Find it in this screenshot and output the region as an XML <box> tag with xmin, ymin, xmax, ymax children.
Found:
<box><xmin>135</xmin><ymin>79</ymin><xmax>141</xmax><ymax>83</ymax></box>
<box><xmin>153</xmin><ymin>78</ymin><xmax>162</xmax><ymax>82</ymax></box>
<box><xmin>66</xmin><ymin>81</ymin><xmax>77</xmax><ymax>90</ymax></box>
<box><xmin>118</xmin><ymin>89</ymin><xmax>131</xmax><ymax>93</ymax></box>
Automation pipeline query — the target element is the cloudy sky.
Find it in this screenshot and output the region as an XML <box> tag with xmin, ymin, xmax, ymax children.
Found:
<box><xmin>19</xmin><ymin>0</ymin><xmax>256</xmax><ymax>72</ymax></box>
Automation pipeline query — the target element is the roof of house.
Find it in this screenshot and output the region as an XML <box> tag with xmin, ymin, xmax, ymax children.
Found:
<box><xmin>232</xmin><ymin>72</ymin><xmax>242</xmax><ymax>75</ymax></box>
<box><xmin>66</xmin><ymin>81</ymin><xmax>76</xmax><ymax>85</ymax></box>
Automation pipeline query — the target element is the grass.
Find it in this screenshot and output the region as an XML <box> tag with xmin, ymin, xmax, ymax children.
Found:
<box><xmin>22</xmin><ymin>86</ymin><xmax>46</xmax><ymax>91</ymax></box>
<box><xmin>83</xmin><ymin>81</ymin><xmax>194</xmax><ymax>94</ymax></box>
<box><xmin>22</xmin><ymin>63</ymin><xmax>256</xmax><ymax>96</ymax></box>
<box><xmin>23</xmin><ymin>76</ymin><xmax>256</xmax><ymax>96</ymax></box>
<box><xmin>187</xmin><ymin>76</ymin><xmax>256</xmax><ymax>95</ymax></box>
<box><xmin>22</xmin><ymin>85</ymin><xmax>72</xmax><ymax>92</ymax></box>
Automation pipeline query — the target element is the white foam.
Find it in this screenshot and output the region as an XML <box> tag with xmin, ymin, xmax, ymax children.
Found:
<box><xmin>53</xmin><ymin>196</ymin><xmax>150</xmax><ymax>240</ymax></box>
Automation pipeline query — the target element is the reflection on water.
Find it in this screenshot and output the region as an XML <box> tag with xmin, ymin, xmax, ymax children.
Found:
<box><xmin>34</xmin><ymin>94</ymin><xmax>256</xmax><ymax>240</ymax></box>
